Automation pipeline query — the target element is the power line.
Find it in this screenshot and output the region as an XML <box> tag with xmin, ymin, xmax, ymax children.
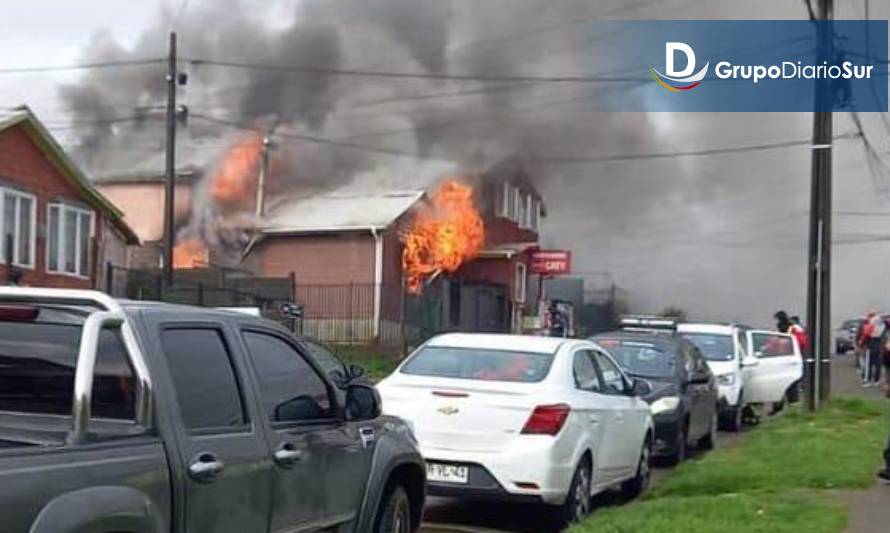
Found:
<box><xmin>185</xmin><ymin>58</ymin><xmax>645</xmax><ymax>84</ymax></box>
<box><xmin>530</xmin><ymin>132</ymin><xmax>860</xmax><ymax>164</ymax></box>
<box><xmin>0</xmin><ymin>58</ymin><xmax>164</xmax><ymax>74</ymax></box>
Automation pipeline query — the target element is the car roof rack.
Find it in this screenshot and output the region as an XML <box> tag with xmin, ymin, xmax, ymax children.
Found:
<box><xmin>619</xmin><ymin>315</ymin><xmax>678</xmax><ymax>332</ymax></box>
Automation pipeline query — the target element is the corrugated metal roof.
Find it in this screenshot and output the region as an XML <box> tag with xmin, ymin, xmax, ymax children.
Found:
<box><xmin>259</xmin><ymin>190</ymin><xmax>425</xmax><ymax>234</ymax></box>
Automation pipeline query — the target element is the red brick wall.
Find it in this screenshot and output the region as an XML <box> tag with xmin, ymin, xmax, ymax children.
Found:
<box><xmin>250</xmin><ymin>232</ymin><xmax>375</xmax><ymax>285</ymax></box>
<box><xmin>0</xmin><ymin>124</ymin><xmax>105</xmax><ymax>288</ymax></box>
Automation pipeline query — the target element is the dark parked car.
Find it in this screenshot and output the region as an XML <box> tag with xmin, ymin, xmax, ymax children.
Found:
<box><xmin>836</xmin><ymin>318</ymin><xmax>863</xmax><ymax>354</ymax></box>
<box><xmin>592</xmin><ymin>331</ymin><xmax>719</xmax><ymax>464</ymax></box>
<box><xmin>0</xmin><ymin>288</ymin><xmax>425</xmax><ymax>533</ymax></box>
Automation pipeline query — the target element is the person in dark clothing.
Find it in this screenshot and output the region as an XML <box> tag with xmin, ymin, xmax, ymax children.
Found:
<box><xmin>880</xmin><ymin>392</ymin><xmax>890</xmax><ymax>482</ymax></box>
<box><xmin>548</xmin><ymin>302</ymin><xmax>568</xmax><ymax>338</ymax></box>
<box><xmin>774</xmin><ymin>310</ymin><xmax>792</xmax><ymax>334</ymax></box>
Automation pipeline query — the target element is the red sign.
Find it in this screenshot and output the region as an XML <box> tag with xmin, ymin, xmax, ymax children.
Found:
<box><xmin>530</xmin><ymin>250</ymin><xmax>572</xmax><ymax>275</ymax></box>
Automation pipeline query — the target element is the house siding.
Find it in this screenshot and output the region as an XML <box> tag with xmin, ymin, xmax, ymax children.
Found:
<box><xmin>0</xmin><ymin>124</ymin><xmax>107</xmax><ymax>288</ymax></box>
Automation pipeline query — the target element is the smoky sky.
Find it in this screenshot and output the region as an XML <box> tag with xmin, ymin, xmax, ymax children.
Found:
<box><xmin>57</xmin><ymin>0</ymin><xmax>890</xmax><ymax>327</ymax></box>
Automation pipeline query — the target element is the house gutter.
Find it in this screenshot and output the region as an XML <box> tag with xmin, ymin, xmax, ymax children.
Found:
<box><xmin>371</xmin><ymin>228</ymin><xmax>383</xmax><ymax>339</ymax></box>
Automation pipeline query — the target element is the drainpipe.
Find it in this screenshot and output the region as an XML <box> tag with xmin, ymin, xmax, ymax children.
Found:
<box><xmin>371</xmin><ymin>227</ymin><xmax>383</xmax><ymax>339</ymax></box>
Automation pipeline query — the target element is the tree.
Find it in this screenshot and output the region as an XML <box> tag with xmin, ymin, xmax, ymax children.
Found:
<box><xmin>660</xmin><ymin>306</ymin><xmax>689</xmax><ymax>322</ymax></box>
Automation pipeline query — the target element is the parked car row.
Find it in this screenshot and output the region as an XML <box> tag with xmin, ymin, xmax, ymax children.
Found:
<box><xmin>375</xmin><ymin>316</ymin><xmax>804</xmax><ymax>527</ymax></box>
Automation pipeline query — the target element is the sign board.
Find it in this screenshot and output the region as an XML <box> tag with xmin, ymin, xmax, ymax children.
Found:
<box><xmin>530</xmin><ymin>250</ymin><xmax>571</xmax><ymax>275</ymax></box>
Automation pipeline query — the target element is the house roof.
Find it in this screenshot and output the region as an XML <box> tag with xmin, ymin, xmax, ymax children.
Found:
<box><xmin>259</xmin><ymin>190</ymin><xmax>426</xmax><ymax>235</ymax></box>
<box><xmin>0</xmin><ymin>106</ymin><xmax>140</xmax><ymax>245</ymax></box>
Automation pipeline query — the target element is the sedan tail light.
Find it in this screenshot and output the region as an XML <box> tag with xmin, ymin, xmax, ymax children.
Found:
<box><xmin>521</xmin><ymin>404</ymin><xmax>571</xmax><ymax>435</ymax></box>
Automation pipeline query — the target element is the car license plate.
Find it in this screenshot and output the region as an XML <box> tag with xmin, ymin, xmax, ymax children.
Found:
<box><xmin>426</xmin><ymin>462</ymin><xmax>469</xmax><ymax>484</ymax></box>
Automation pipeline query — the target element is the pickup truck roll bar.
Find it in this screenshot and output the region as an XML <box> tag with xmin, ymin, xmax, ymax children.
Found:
<box><xmin>0</xmin><ymin>288</ymin><xmax>154</xmax><ymax>443</ymax></box>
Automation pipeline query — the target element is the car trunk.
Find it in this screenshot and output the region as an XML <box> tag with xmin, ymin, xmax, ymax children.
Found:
<box><xmin>382</xmin><ymin>377</ymin><xmax>541</xmax><ymax>453</ymax></box>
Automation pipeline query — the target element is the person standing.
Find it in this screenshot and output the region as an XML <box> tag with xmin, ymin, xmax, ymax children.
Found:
<box><xmin>774</xmin><ymin>310</ymin><xmax>792</xmax><ymax>334</ymax></box>
<box><xmin>865</xmin><ymin>311</ymin><xmax>886</xmax><ymax>387</ymax></box>
<box><xmin>789</xmin><ymin>315</ymin><xmax>809</xmax><ymax>352</ymax></box>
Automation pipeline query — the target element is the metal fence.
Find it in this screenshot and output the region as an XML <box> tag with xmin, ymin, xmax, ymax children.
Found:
<box><xmin>105</xmin><ymin>263</ymin><xmax>296</xmax><ymax>325</ymax></box>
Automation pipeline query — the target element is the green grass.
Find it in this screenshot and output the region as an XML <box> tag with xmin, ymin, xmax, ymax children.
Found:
<box><xmin>334</xmin><ymin>345</ymin><xmax>403</xmax><ymax>381</ymax></box>
<box><xmin>570</xmin><ymin>493</ymin><xmax>846</xmax><ymax>533</ymax></box>
<box><xmin>653</xmin><ymin>397</ymin><xmax>887</xmax><ymax>497</ymax></box>
<box><xmin>573</xmin><ymin>397</ymin><xmax>887</xmax><ymax>533</ymax></box>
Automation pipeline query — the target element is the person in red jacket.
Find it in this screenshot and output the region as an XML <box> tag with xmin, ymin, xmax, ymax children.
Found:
<box><xmin>789</xmin><ymin>315</ymin><xmax>809</xmax><ymax>352</ymax></box>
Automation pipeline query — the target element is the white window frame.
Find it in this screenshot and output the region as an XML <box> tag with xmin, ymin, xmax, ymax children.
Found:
<box><xmin>513</xmin><ymin>187</ymin><xmax>524</xmax><ymax>225</ymax></box>
<box><xmin>514</xmin><ymin>262</ymin><xmax>527</xmax><ymax>303</ymax></box>
<box><xmin>0</xmin><ymin>188</ymin><xmax>37</xmax><ymax>269</ymax></box>
<box><xmin>498</xmin><ymin>181</ymin><xmax>511</xmax><ymax>218</ymax></box>
<box><xmin>46</xmin><ymin>202</ymin><xmax>95</xmax><ymax>278</ymax></box>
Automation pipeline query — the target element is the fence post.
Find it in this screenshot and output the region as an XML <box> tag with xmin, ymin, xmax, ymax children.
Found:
<box><xmin>348</xmin><ymin>282</ymin><xmax>355</xmax><ymax>345</ymax></box>
<box><xmin>289</xmin><ymin>271</ymin><xmax>297</xmax><ymax>333</ymax></box>
<box><xmin>197</xmin><ymin>283</ymin><xmax>204</xmax><ymax>306</ymax></box>
<box><xmin>105</xmin><ymin>262</ymin><xmax>114</xmax><ymax>294</ymax></box>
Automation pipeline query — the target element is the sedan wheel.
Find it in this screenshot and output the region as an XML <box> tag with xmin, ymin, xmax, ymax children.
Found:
<box><xmin>666</xmin><ymin>426</ymin><xmax>687</xmax><ymax>466</ymax></box>
<box><xmin>621</xmin><ymin>438</ymin><xmax>651</xmax><ymax>499</ymax></box>
<box><xmin>560</xmin><ymin>460</ymin><xmax>592</xmax><ymax>525</ymax></box>
<box><xmin>698</xmin><ymin>412</ymin><xmax>718</xmax><ymax>451</ymax></box>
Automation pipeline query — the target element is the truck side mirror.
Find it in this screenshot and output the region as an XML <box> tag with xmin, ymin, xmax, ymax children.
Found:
<box><xmin>345</xmin><ymin>383</ymin><xmax>381</xmax><ymax>421</ymax></box>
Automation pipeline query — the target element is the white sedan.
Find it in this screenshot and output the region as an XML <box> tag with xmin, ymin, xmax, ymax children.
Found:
<box><xmin>376</xmin><ymin>333</ymin><xmax>654</xmax><ymax>524</ymax></box>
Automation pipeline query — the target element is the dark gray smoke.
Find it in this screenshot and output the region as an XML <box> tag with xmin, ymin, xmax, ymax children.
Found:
<box><xmin>60</xmin><ymin>0</ymin><xmax>884</xmax><ymax>326</ymax></box>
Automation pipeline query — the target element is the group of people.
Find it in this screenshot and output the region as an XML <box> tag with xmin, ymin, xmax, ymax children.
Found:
<box><xmin>853</xmin><ymin>311</ymin><xmax>890</xmax><ymax>389</ymax></box>
<box><xmin>774</xmin><ymin>310</ymin><xmax>889</xmax><ymax>482</ymax></box>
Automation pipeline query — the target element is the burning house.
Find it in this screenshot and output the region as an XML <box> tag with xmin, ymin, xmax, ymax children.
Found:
<box><xmin>242</xmin><ymin>157</ymin><xmax>547</xmax><ymax>343</ymax></box>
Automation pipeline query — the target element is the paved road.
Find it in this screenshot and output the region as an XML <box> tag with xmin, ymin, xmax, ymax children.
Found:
<box><xmin>419</xmin><ymin>426</ymin><xmax>748</xmax><ymax>533</ymax></box>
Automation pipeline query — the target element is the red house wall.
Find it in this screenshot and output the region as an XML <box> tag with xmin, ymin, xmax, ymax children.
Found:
<box><xmin>0</xmin><ymin>124</ymin><xmax>105</xmax><ymax>288</ymax></box>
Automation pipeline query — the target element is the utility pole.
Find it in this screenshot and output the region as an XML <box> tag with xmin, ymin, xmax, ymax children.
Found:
<box><xmin>804</xmin><ymin>0</ymin><xmax>833</xmax><ymax>411</ymax></box>
<box><xmin>162</xmin><ymin>31</ymin><xmax>178</xmax><ymax>287</ymax></box>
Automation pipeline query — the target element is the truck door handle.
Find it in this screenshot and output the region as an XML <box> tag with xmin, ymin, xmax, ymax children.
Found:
<box><xmin>274</xmin><ymin>442</ymin><xmax>304</xmax><ymax>467</ymax></box>
<box><xmin>188</xmin><ymin>452</ymin><xmax>225</xmax><ymax>483</ymax></box>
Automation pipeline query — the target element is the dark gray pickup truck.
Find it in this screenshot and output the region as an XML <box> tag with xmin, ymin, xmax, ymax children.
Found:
<box><xmin>0</xmin><ymin>288</ymin><xmax>424</xmax><ymax>533</ymax></box>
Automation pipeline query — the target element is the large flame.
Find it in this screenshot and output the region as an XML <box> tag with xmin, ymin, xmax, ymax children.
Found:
<box><xmin>173</xmin><ymin>238</ymin><xmax>209</xmax><ymax>269</ymax></box>
<box><xmin>210</xmin><ymin>133</ymin><xmax>264</xmax><ymax>210</ymax></box>
<box><xmin>402</xmin><ymin>180</ymin><xmax>484</xmax><ymax>294</ymax></box>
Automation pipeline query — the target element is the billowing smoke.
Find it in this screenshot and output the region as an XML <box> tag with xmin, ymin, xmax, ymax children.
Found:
<box><xmin>59</xmin><ymin>0</ymin><xmax>866</xmax><ymax>325</ymax></box>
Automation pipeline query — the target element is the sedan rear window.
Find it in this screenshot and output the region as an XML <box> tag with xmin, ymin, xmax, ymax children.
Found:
<box><xmin>400</xmin><ymin>346</ymin><xmax>554</xmax><ymax>383</ymax></box>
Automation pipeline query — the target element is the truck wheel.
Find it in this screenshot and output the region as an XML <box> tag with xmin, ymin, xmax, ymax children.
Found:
<box><xmin>374</xmin><ymin>484</ymin><xmax>412</xmax><ymax>533</ymax></box>
<box><xmin>559</xmin><ymin>457</ymin><xmax>592</xmax><ymax>526</ymax></box>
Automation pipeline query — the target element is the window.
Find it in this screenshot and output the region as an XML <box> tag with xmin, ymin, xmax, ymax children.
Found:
<box><xmin>160</xmin><ymin>328</ymin><xmax>247</xmax><ymax>431</ymax></box>
<box><xmin>401</xmin><ymin>346</ymin><xmax>554</xmax><ymax>383</ymax></box>
<box><xmin>573</xmin><ymin>351</ymin><xmax>602</xmax><ymax>392</ymax></box>
<box><xmin>0</xmin><ymin>320</ymin><xmax>135</xmax><ymax>420</ymax></box>
<box><xmin>47</xmin><ymin>203</ymin><xmax>94</xmax><ymax>277</ymax></box>
<box><xmin>516</xmin><ymin>189</ymin><xmax>527</xmax><ymax>226</ymax></box>
<box><xmin>528</xmin><ymin>197</ymin><xmax>540</xmax><ymax>231</ymax></box>
<box><xmin>593</xmin><ymin>351</ymin><xmax>627</xmax><ymax>395</ymax></box>
<box><xmin>243</xmin><ymin>331</ymin><xmax>334</xmax><ymax>423</ymax></box>
<box><xmin>681</xmin><ymin>333</ymin><xmax>735</xmax><ymax>362</ymax></box>
<box><xmin>514</xmin><ymin>262</ymin><xmax>527</xmax><ymax>303</ymax></box>
<box><xmin>0</xmin><ymin>189</ymin><xmax>35</xmax><ymax>268</ymax></box>
<box><xmin>498</xmin><ymin>182</ymin><xmax>511</xmax><ymax>218</ymax></box>
<box><xmin>750</xmin><ymin>332</ymin><xmax>795</xmax><ymax>358</ymax></box>
<box><xmin>302</xmin><ymin>339</ymin><xmax>344</xmax><ymax>378</ymax></box>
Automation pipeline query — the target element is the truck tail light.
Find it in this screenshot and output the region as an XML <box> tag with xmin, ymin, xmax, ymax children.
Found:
<box><xmin>521</xmin><ymin>404</ymin><xmax>571</xmax><ymax>436</ymax></box>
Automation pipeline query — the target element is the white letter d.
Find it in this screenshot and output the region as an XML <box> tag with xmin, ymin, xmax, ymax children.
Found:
<box><xmin>666</xmin><ymin>42</ymin><xmax>695</xmax><ymax>78</ymax></box>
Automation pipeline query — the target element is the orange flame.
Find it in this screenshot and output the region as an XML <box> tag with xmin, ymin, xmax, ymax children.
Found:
<box><xmin>173</xmin><ymin>238</ymin><xmax>209</xmax><ymax>269</ymax></box>
<box><xmin>210</xmin><ymin>133</ymin><xmax>264</xmax><ymax>209</ymax></box>
<box><xmin>402</xmin><ymin>180</ymin><xmax>484</xmax><ymax>294</ymax></box>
